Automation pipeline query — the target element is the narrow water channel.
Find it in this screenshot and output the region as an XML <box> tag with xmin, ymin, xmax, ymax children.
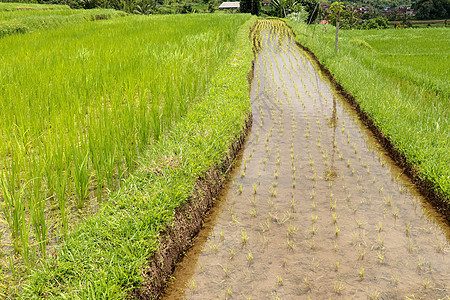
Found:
<box><xmin>162</xmin><ymin>19</ymin><xmax>449</xmax><ymax>299</ymax></box>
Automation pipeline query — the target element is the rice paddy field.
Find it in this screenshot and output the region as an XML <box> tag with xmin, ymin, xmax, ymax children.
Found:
<box><xmin>0</xmin><ymin>9</ymin><xmax>255</xmax><ymax>297</ymax></box>
<box><xmin>1</xmin><ymin>4</ymin><xmax>449</xmax><ymax>298</ymax></box>
<box><xmin>0</xmin><ymin>2</ymin><xmax>126</xmax><ymax>37</ymax></box>
<box><xmin>162</xmin><ymin>19</ymin><xmax>449</xmax><ymax>299</ymax></box>
<box><xmin>287</xmin><ymin>21</ymin><xmax>450</xmax><ymax>204</ymax></box>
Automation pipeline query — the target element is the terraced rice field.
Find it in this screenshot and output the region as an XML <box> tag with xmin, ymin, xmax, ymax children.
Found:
<box><xmin>162</xmin><ymin>19</ymin><xmax>449</xmax><ymax>299</ymax></box>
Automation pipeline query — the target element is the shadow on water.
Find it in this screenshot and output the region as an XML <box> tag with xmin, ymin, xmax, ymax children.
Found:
<box><xmin>162</xmin><ymin>19</ymin><xmax>449</xmax><ymax>299</ymax></box>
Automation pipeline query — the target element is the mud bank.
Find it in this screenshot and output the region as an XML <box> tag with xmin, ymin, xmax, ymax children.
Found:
<box><xmin>134</xmin><ymin>115</ymin><xmax>252</xmax><ymax>299</ymax></box>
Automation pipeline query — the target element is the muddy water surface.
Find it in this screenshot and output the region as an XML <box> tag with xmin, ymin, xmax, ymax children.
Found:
<box><xmin>162</xmin><ymin>19</ymin><xmax>449</xmax><ymax>299</ymax></box>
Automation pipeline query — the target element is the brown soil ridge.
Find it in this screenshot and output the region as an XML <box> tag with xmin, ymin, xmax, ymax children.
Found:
<box><xmin>132</xmin><ymin>113</ymin><xmax>252</xmax><ymax>299</ymax></box>
<box><xmin>291</xmin><ymin>33</ymin><xmax>450</xmax><ymax>224</ymax></box>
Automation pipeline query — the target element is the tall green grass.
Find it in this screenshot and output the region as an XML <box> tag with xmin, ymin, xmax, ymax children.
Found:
<box><xmin>21</xmin><ymin>15</ymin><xmax>255</xmax><ymax>299</ymax></box>
<box><xmin>0</xmin><ymin>13</ymin><xmax>252</xmax><ymax>289</ymax></box>
<box><xmin>0</xmin><ymin>3</ymin><xmax>126</xmax><ymax>38</ymax></box>
<box><xmin>287</xmin><ymin>21</ymin><xmax>450</xmax><ymax>201</ymax></box>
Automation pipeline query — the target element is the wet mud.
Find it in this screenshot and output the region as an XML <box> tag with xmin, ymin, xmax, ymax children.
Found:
<box><xmin>162</xmin><ymin>19</ymin><xmax>449</xmax><ymax>299</ymax></box>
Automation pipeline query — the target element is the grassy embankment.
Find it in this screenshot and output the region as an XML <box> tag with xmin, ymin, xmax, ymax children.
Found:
<box><xmin>0</xmin><ymin>12</ymin><xmax>255</xmax><ymax>297</ymax></box>
<box><xmin>0</xmin><ymin>2</ymin><xmax>126</xmax><ymax>37</ymax></box>
<box><xmin>287</xmin><ymin>21</ymin><xmax>449</xmax><ymax>208</ymax></box>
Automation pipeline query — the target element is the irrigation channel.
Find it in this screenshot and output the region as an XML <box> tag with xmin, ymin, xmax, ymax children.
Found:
<box><xmin>162</xmin><ymin>19</ymin><xmax>449</xmax><ymax>299</ymax></box>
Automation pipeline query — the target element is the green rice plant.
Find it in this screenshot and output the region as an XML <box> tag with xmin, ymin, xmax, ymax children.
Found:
<box><xmin>0</xmin><ymin>161</ymin><xmax>25</xmax><ymax>254</ymax></box>
<box><xmin>335</xmin><ymin>225</ymin><xmax>340</xmax><ymax>236</ymax></box>
<box><xmin>247</xmin><ymin>251</ymin><xmax>254</xmax><ymax>266</ymax></box>
<box><xmin>334</xmin><ymin>280</ymin><xmax>343</xmax><ymax>295</ymax></box>
<box><xmin>72</xmin><ymin>143</ymin><xmax>90</xmax><ymax>209</ymax></box>
<box><xmin>241</xmin><ymin>229</ymin><xmax>249</xmax><ymax>245</ymax></box>
<box><xmin>393</xmin><ymin>205</ymin><xmax>399</xmax><ymax>218</ymax></box>
<box><xmin>377</xmin><ymin>251</ymin><xmax>385</xmax><ymax>264</ymax></box>
<box><xmin>406</xmin><ymin>222</ymin><xmax>411</xmax><ymax>237</ymax></box>
<box><xmin>359</xmin><ymin>248</ymin><xmax>366</xmax><ymax>260</ymax></box>
<box><xmin>368</xmin><ymin>289</ymin><xmax>380</xmax><ymax>300</ymax></box>
<box><xmin>359</xmin><ymin>267</ymin><xmax>364</xmax><ymax>280</ymax></box>
<box><xmin>304</xmin><ymin>276</ymin><xmax>311</xmax><ymax>290</ymax></box>
<box><xmin>276</xmin><ymin>276</ymin><xmax>283</xmax><ymax>287</ymax></box>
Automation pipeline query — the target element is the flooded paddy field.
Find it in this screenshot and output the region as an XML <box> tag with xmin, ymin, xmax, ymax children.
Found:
<box><xmin>162</xmin><ymin>19</ymin><xmax>449</xmax><ymax>299</ymax></box>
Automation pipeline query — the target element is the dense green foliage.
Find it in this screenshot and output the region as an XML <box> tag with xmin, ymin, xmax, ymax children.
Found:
<box><xmin>0</xmin><ymin>12</ymin><xmax>253</xmax><ymax>297</ymax></box>
<box><xmin>329</xmin><ymin>11</ymin><xmax>390</xmax><ymax>29</ymax></box>
<box><xmin>413</xmin><ymin>0</ymin><xmax>450</xmax><ymax>19</ymax></box>
<box><xmin>21</xmin><ymin>14</ymin><xmax>255</xmax><ymax>299</ymax></box>
<box><xmin>269</xmin><ymin>0</ymin><xmax>318</xmax><ymax>21</ymax></box>
<box><xmin>287</xmin><ymin>21</ymin><xmax>450</xmax><ymax>201</ymax></box>
<box><xmin>0</xmin><ymin>0</ymin><xmax>221</xmax><ymax>14</ymax></box>
<box><xmin>240</xmin><ymin>0</ymin><xmax>261</xmax><ymax>15</ymax></box>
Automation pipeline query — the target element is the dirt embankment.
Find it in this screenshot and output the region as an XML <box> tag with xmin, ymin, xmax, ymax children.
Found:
<box><xmin>132</xmin><ymin>114</ymin><xmax>252</xmax><ymax>299</ymax></box>
<box><xmin>291</xmin><ymin>36</ymin><xmax>450</xmax><ymax>224</ymax></box>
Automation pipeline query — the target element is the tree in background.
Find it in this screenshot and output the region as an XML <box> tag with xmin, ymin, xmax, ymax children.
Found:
<box><xmin>240</xmin><ymin>0</ymin><xmax>261</xmax><ymax>15</ymax></box>
<box><xmin>297</xmin><ymin>0</ymin><xmax>319</xmax><ymax>23</ymax></box>
<box><xmin>413</xmin><ymin>0</ymin><xmax>450</xmax><ymax>19</ymax></box>
<box><xmin>287</xmin><ymin>3</ymin><xmax>308</xmax><ymax>22</ymax></box>
<box><xmin>360</xmin><ymin>15</ymin><xmax>390</xmax><ymax>28</ymax></box>
<box><xmin>330</xmin><ymin>1</ymin><xmax>344</xmax><ymax>53</ymax></box>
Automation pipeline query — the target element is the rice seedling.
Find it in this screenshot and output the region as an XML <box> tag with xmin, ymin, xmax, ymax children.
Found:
<box><xmin>225</xmin><ymin>288</ymin><xmax>232</xmax><ymax>299</ymax></box>
<box><xmin>334</xmin><ymin>261</ymin><xmax>340</xmax><ymax>272</ymax></box>
<box><xmin>241</xmin><ymin>229</ymin><xmax>249</xmax><ymax>245</ymax></box>
<box><xmin>393</xmin><ymin>205</ymin><xmax>399</xmax><ymax>218</ymax></box>
<box><xmin>209</xmin><ymin>243</ymin><xmax>218</xmax><ymax>254</ymax></box>
<box><xmin>187</xmin><ymin>279</ymin><xmax>196</xmax><ymax>290</ymax></box>
<box><xmin>230</xmin><ymin>248</ymin><xmax>235</xmax><ymax>260</ymax></box>
<box><xmin>247</xmin><ymin>251</ymin><xmax>254</xmax><ymax>266</ymax></box>
<box><xmin>359</xmin><ymin>267</ymin><xmax>364</xmax><ymax>280</ymax></box>
<box><xmin>359</xmin><ymin>248</ymin><xmax>366</xmax><ymax>260</ymax></box>
<box><xmin>335</xmin><ymin>225</ymin><xmax>340</xmax><ymax>236</ymax></box>
<box><xmin>407</xmin><ymin>238</ymin><xmax>417</xmax><ymax>253</ymax></box>
<box><xmin>286</xmin><ymin>238</ymin><xmax>296</xmax><ymax>251</ymax></box>
<box><xmin>311</xmin><ymin>224</ymin><xmax>317</xmax><ymax>236</ymax></box>
<box><xmin>367</xmin><ymin>289</ymin><xmax>380</xmax><ymax>300</ymax></box>
<box><xmin>276</xmin><ymin>276</ymin><xmax>283</xmax><ymax>287</ymax></box>
<box><xmin>271</xmin><ymin>188</ymin><xmax>277</xmax><ymax>198</ymax></box>
<box><xmin>390</xmin><ymin>273</ymin><xmax>399</xmax><ymax>286</ymax></box>
<box><xmin>332</xmin><ymin>213</ymin><xmax>338</xmax><ymax>224</ymax></box>
<box><xmin>377</xmin><ymin>251</ymin><xmax>385</xmax><ymax>264</ymax></box>
<box><xmin>334</xmin><ymin>280</ymin><xmax>343</xmax><ymax>295</ymax></box>
<box><xmin>406</xmin><ymin>222</ymin><xmax>411</xmax><ymax>236</ymax></box>
<box><xmin>304</xmin><ymin>276</ymin><xmax>311</xmax><ymax>290</ymax></box>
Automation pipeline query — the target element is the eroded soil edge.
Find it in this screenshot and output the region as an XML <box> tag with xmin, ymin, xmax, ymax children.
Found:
<box><xmin>133</xmin><ymin>113</ymin><xmax>252</xmax><ymax>299</ymax></box>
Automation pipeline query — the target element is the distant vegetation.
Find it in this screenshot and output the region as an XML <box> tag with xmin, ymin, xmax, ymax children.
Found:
<box><xmin>0</xmin><ymin>2</ymin><xmax>125</xmax><ymax>37</ymax></box>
